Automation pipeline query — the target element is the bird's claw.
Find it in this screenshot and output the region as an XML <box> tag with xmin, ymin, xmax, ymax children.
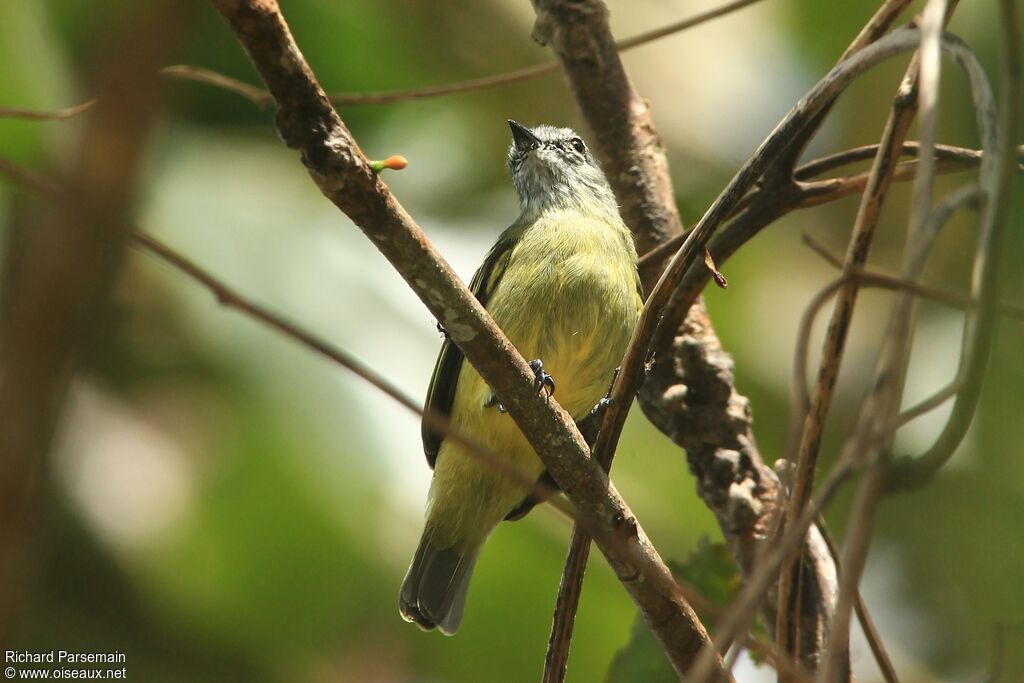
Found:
<box><xmin>590</xmin><ymin>396</ymin><xmax>613</xmax><ymax>418</ymax></box>
<box><xmin>484</xmin><ymin>393</ymin><xmax>507</xmax><ymax>413</ymax></box>
<box><xmin>590</xmin><ymin>367</ymin><xmax>620</xmax><ymax>416</ymax></box>
<box><xmin>529</xmin><ymin>359</ymin><xmax>555</xmax><ymax>398</ymax></box>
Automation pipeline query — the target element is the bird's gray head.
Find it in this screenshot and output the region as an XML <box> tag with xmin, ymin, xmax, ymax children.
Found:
<box><xmin>506</xmin><ymin>120</ymin><xmax>618</xmax><ymax>217</ymax></box>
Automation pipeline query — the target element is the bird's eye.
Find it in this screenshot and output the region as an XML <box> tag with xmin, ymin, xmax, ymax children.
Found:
<box><xmin>570</xmin><ymin>137</ymin><xmax>586</xmax><ymax>154</ymax></box>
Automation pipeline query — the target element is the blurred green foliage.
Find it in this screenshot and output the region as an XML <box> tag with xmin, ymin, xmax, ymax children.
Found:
<box><xmin>2</xmin><ymin>1</ymin><xmax>1022</xmax><ymax>681</ymax></box>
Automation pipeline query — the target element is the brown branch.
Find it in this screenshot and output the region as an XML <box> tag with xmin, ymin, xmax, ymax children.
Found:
<box><xmin>774</xmin><ymin>42</ymin><xmax>925</xmax><ymax>672</ymax></box>
<box><xmin>535</xmin><ymin>5</ymin><xmax>925</xmax><ymax>679</ymax></box>
<box><xmin>687</xmin><ymin>461</ymin><xmax>855</xmax><ymax>683</ymax></box>
<box><xmin>205</xmin><ymin>0</ymin><xmax>722</xmax><ymax>678</ymax></box>
<box><xmin>0</xmin><ymin>1</ymin><xmax>184</xmax><ymax>636</ymax></box>
<box><xmin>163</xmin><ymin>0</ymin><xmax>762</xmax><ymax>109</ymax></box>
<box><xmin>885</xmin><ymin>0</ymin><xmax>1020</xmax><ymax>492</ymax></box>
<box><xmin>815</xmin><ymin>518</ymin><xmax>900</xmax><ymax>683</ymax></box>
<box><xmin>160</xmin><ymin>65</ymin><xmax>274</xmax><ymax>107</ymax></box>
<box><xmin>794</xmin><ymin>141</ymin><xmax>986</xmax><ymax>179</ymax></box>
<box><xmin>637</xmin><ymin>140</ymin><xmax>1021</xmax><ymax>279</ymax></box>
<box><xmin>550</xmin><ymin>25</ymin><xmax>924</xmax><ymax>677</ymax></box>
<box><xmin>0</xmin><ymin>99</ymin><xmax>96</xmax><ymax>121</ymax></box>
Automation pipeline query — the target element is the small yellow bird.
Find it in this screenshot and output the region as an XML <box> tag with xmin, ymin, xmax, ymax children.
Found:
<box><xmin>400</xmin><ymin>120</ymin><xmax>643</xmax><ymax>634</ymax></box>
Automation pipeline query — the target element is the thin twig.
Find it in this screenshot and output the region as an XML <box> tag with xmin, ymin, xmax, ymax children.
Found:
<box><xmin>815</xmin><ymin>518</ymin><xmax>900</xmax><ymax>683</ymax></box>
<box><xmin>886</xmin><ymin>0</ymin><xmax>1021</xmax><ymax>491</ymax></box>
<box><xmin>0</xmin><ymin>99</ymin><xmax>96</xmax><ymax>121</ymax></box>
<box><xmin>636</xmin><ymin>141</ymin><xmax>1005</xmax><ymax>274</ymax></box>
<box><xmin>775</xmin><ymin>38</ymin><xmax>928</xmax><ymax>669</ymax></box>
<box><xmin>134</xmin><ymin>233</ymin><xmax>576</xmax><ymax>517</ymax></box>
<box><xmin>163</xmin><ymin>0</ymin><xmax>763</xmax><ymax>108</ymax></box>
<box><xmin>160</xmin><ymin>65</ymin><xmax>274</xmax><ymax>107</ymax></box>
<box><xmin>801</xmin><ymin>232</ymin><xmax>1024</xmax><ymax>320</ymax></box>
<box><xmin>794</xmin><ymin>141</ymin><xmax>984</xmax><ymax>179</ymax></box>
<box><xmin>793</xmin><ymin>155</ymin><xmax>1007</xmax><ymax>208</ymax></box>
<box><xmin>0</xmin><ymin>155</ymin><xmax>571</xmax><ymax>516</ymax></box>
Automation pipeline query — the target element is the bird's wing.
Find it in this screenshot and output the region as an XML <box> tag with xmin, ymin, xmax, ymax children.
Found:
<box><xmin>421</xmin><ymin>231</ymin><xmax>517</xmax><ymax>468</ymax></box>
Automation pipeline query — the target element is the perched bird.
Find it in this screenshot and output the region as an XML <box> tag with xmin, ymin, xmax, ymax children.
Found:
<box><xmin>400</xmin><ymin>120</ymin><xmax>643</xmax><ymax>634</ymax></box>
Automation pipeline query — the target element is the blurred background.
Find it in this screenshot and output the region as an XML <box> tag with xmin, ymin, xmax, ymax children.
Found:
<box><xmin>0</xmin><ymin>0</ymin><xmax>1020</xmax><ymax>681</ymax></box>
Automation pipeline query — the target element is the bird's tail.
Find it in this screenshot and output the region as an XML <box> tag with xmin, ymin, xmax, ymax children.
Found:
<box><xmin>399</xmin><ymin>529</ymin><xmax>482</xmax><ymax>635</ymax></box>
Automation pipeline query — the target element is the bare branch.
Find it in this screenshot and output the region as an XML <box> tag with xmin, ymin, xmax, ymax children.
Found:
<box><xmin>815</xmin><ymin>519</ymin><xmax>901</xmax><ymax>683</ymax></box>
<box><xmin>161</xmin><ymin>65</ymin><xmax>274</xmax><ymax>107</ymax></box>
<box><xmin>206</xmin><ymin>0</ymin><xmax>721</xmax><ymax>677</ymax></box>
<box><xmin>795</xmin><ymin>141</ymin><xmax>986</xmax><ymax>179</ymax></box>
<box><xmin>775</xmin><ymin>36</ymin><xmax>927</xmax><ymax>671</ymax></box>
<box><xmin>688</xmin><ymin>461</ymin><xmax>854</xmax><ymax>683</ymax></box>
<box><xmin>164</xmin><ymin>0</ymin><xmax>762</xmax><ymax>109</ymax></box>
<box><xmin>886</xmin><ymin>0</ymin><xmax>1021</xmax><ymax>491</ymax></box>
<box><xmin>0</xmin><ymin>99</ymin><xmax>96</xmax><ymax>121</ymax></box>
<box><xmin>638</xmin><ymin>142</ymin><xmax>1024</xmax><ymax>283</ymax></box>
<box><xmin>528</xmin><ymin>0</ymin><xmax>694</xmax><ymax>675</ymax></box>
<box><xmin>0</xmin><ymin>0</ymin><xmax>184</xmax><ymax>631</ymax></box>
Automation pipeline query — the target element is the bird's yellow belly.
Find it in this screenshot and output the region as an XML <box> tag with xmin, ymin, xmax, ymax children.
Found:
<box><xmin>426</xmin><ymin>217</ymin><xmax>641</xmax><ymax>549</ymax></box>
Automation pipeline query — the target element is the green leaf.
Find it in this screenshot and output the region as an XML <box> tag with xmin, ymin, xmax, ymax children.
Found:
<box><xmin>606</xmin><ymin>538</ymin><xmax>768</xmax><ymax>682</ymax></box>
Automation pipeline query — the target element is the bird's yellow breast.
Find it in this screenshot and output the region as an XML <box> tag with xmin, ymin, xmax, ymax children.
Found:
<box><xmin>487</xmin><ymin>209</ymin><xmax>640</xmax><ymax>418</ymax></box>
<box><xmin>426</xmin><ymin>208</ymin><xmax>641</xmax><ymax>547</ymax></box>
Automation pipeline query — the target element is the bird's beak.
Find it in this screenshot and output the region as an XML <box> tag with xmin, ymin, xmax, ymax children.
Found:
<box><xmin>508</xmin><ymin>119</ymin><xmax>541</xmax><ymax>151</ymax></box>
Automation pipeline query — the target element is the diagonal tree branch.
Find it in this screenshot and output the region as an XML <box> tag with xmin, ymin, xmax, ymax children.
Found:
<box><xmin>206</xmin><ymin>0</ymin><xmax>724</xmax><ymax>678</ymax></box>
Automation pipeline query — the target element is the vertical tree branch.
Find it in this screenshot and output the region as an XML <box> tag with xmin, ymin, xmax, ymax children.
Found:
<box><xmin>534</xmin><ymin>3</ymin><xmax>927</xmax><ymax>679</ymax></box>
<box><xmin>0</xmin><ymin>2</ymin><xmax>183</xmax><ymax>634</ymax></box>
<box><xmin>774</xmin><ymin>60</ymin><xmax>921</xmax><ymax>675</ymax></box>
<box><xmin>527</xmin><ymin>1</ymin><xmax>693</xmax><ymax>678</ymax></box>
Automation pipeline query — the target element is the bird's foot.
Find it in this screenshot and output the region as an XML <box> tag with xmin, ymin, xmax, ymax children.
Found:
<box><xmin>595</xmin><ymin>366</ymin><xmax>621</xmax><ymax>413</ymax></box>
<box><xmin>529</xmin><ymin>359</ymin><xmax>555</xmax><ymax>398</ymax></box>
<box><xmin>590</xmin><ymin>396</ymin><xmax>613</xmax><ymax>419</ymax></box>
<box><xmin>484</xmin><ymin>393</ymin><xmax>507</xmax><ymax>413</ymax></box>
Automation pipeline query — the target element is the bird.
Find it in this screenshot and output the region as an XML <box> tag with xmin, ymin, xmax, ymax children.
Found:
<box><xmin>399</xmin><ymin>120</ymin><xmax>643</xmax><ymax>635</ymax></box>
